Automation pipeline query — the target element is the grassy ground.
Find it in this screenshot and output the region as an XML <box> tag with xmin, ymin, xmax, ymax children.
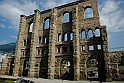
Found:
<box><xmin>0</xmin><ymin>79</ymin><xmax>14</xmax><ymax>83</ymax></box>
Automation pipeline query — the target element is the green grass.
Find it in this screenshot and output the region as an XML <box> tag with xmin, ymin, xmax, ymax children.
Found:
<box><xmin>0</xmin><ymin>79</ymin><xmax>4</xmax><ymax>83</ymax></box>
<box><xmin>0</xmin><ymin>79</ymin><xmax>14</xmax><ymax>83</ymax></box>
<box><xmin>4</xmin><ymin>80</ymin><xmax>14</xmax><ymax>83</ymax></box>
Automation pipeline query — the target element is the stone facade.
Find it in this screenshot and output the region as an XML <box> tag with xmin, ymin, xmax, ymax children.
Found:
<box><xmin>109</xmin><ymin>51</ymin><xmax>124</xmax><ymax>81</ymax></box>
<box><xmin>0</xmin><ymin>56</ymin><xmax>14</xmax><ymax>76</ymax></box>
<box><xmin>1</xmin><ymin>0</ymin><xmax>123</xmax><ymax>81</ymax></box>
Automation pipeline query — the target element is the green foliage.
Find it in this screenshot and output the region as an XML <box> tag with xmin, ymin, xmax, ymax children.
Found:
<box><xmin>0</xmin><ymin>79</ymin><xmax>4</xmax><ymax>83</ymax></box>
<box><xmin>0</xmin><ymin>79</ymin><xmax>14</xmax><ymax>83</ymax></box>
<box><xmin>4</xmin><ymin>80</ymin><xmax>14</xmax><ymax>83</ymax></box>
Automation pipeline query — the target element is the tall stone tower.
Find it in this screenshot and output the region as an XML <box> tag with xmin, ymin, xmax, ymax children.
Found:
<box><xmin>13</xmin><ymin>0</ymin><xmax>111</xmax><ymax>81</ymax></box>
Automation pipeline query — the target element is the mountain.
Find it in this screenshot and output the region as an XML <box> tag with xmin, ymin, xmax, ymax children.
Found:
<box><xmin>0</xmin><ymin>43</ymin><xmax>16</xmax><ymax>52</ymax></box>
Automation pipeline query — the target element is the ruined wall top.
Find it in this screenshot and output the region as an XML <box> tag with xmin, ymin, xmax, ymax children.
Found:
<box><xmin>24</xmin><ymin>0</ymin><xmax>98</xmax><ymax>17</ymax></box>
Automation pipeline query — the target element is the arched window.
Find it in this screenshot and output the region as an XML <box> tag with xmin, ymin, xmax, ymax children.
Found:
<box><xmin>64</xmin><ymin>33</ymin><xmax>68</xmax><ymax>41</ymax></box>
<box><xmin>44</xmin><ymin>18</ymin><xmax>50</xmax><ymax>29</ymax></box>
<box><xmin>95</xmin><ymin>28</ymin><xmax>100</xmax><ymax>37</ymax></box>
<box><xmin>63</xmin><ymin>13</ymin><xmax>69</xmax><ymax>23</ymax></box>
<box><xmin>29</xmin><ymin>23</ymin><xmax>33</xmax><ymax>32</ymax></box>
<box><xmin>58</xmin><ymin>33</ymin><xmax>61</xmax><ymax>42</ymax></box>
<box><xmin>84</xmin><ymin>7</ymin><xmax>93</xmax><ymax>19</ymax></box>
<box><xmin>81</xmin><ymin>30</ymin><xmax>86</xmax><ymax>39</ymax></box>
<box><xmin>88</xmin><ymin>29</ymin><xmax>93</xmax><ymax>38</ymax></box>
<box><xmin>70</xmin><ymin>32</ymin><xmax>73</xmax><ymax>40</ymax></box>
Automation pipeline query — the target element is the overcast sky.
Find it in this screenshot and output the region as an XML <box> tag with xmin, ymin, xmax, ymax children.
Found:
<box><xmin>0</xmin><ymin>0</ymin><xmax>124</xmax><ymax>51</ymax></box>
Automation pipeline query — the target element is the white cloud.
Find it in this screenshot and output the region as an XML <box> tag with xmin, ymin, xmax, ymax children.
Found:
<box><xmin>0</xmin><ymin>40</ymin><xmax>8</xmax><ymax>45</ymax></box>
<box><xmin>0</xmin><ymin>0</ymin><xmax>77</xmax><ymax>30</ymax></box>
<box><xmin>99</xmin><ymin>0</ymin><xmax>124</xmax><ymax>32</ymax></box>
<box><xmin>40</xmin><ymin>0</ymin><xmax>77</xmax><ymax>9</ymax></box>
<box><xmin>0</xmin><ymin>24</ymin><xmax>5</xmax><ymax>28</ymax></box>
<box><xmin>10</xmin><ymin>35</ymin><xmax>17</xmax><ymax>39</ymax></box>
<box><xmin>0</xmin><ymin>0</ymin><xmax>38</xmax><ymax>30</ymax></box>
<box><xmin>0</xmin><ymin>0</ymin><xmax>123</xmax><ymax>33</ymax></box>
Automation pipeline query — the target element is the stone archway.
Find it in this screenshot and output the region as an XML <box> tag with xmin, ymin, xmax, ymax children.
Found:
<box><xmin>85</xmin><ymin>56</ymin><xmax>106</xmax><ymax>81</ymax></box>
<box><xmin>22</xmin><ymin>60</ymin><xmax>29</xmax><ymax>77</ymax></box>
<box><xmin>39</xmin><ymin>60</ymin><xmax>48</xmax><ymax>78</ymax></box>
<box><xmin>60</xmin><ymin>59</ymin><xmax>71</xmax><ymax>80</ymax></box>
<box><xmin>9</xmin><ymin>59</ymin><xmax>14</xmax><ymax>76</ymax></box>
<box><xmin>86</xmin><ymin>58</ymin><xmax>98</xmax><ymax>80</ymax></box>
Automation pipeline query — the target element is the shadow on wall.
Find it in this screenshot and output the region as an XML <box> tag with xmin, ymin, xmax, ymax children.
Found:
<box><xmin>61</xmin><ymin>71</ymin><xmax>70</xmax><ymax>80</ymax></box>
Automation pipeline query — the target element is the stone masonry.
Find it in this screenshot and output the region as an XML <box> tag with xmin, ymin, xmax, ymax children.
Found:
<box><xmin>1</xmin><ymin>0</ymin><xmax>122</xmax><ymax>81</ymax></box>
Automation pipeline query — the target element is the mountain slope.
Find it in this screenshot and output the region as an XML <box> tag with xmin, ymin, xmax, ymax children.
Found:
<box><xmin>0</xmin><ymin>43</ymin><xmax>16</xmax><ymax>52</ymax></box>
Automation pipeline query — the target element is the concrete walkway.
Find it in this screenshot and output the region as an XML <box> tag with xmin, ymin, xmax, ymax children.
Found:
<box><xmin>0</xmin><ymin>75</ymin><xmax>124</xmax><ymax>83</ymax></box>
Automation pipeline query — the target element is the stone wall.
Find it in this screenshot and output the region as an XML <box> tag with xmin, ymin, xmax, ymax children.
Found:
<box><xmin>0</xmin><ymin>0</ymin><xmax>116</xmax><ymax>81</ymax></box>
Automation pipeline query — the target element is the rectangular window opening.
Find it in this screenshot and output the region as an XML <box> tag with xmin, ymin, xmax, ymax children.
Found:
<box><xmin>38</xmin><ymin>50</ymin><xmax>40</xmax><ymax>55</ymax></box>
<box><xmin>97</xmin><ymin>45</ymin><xmax>101</xmax><ymax>50</ymax></box>
<box><xmin>39</xmin><ymin>37</ymin><xmax>42</xmax><ymax>44</ymax></box>
<box><xmin>22</xmin><ymin>51</ymin><xmax>25</xmax><ymax>56</ymax></box>
<box><xmin>58</xmin><ymin>48</ymin><xmax>60</xmax><ymax>53</ymax></box>
<box><xmin>82</xmin><ymin>45</ymin><xmax>85</xmax><ymax>51</ymax></box>
<box><xmin>42</xmin><ymin>49</ymin><xmax>47</xmax><ymax>55</ymax></box>
<box><xmin>63</xmin><ymin>47</ymin><xmax>67</xmax><ymax>53</ymax></box>
<box><xmin>24</xmin><ymin>40</ymin><xmax>26</xmax><ymax>46</ymax></box>
<box><xmin>89</xmin><ymin>45</ymin><xmax>94</xmax><ymax>50</ymax></box>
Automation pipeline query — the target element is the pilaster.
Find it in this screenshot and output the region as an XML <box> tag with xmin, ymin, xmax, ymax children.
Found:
<box><xmin>13</xmin><ymin>15</ymin><xmax>26</xmax><ymax>76</ymax></box>
<box><xmin>28</xmin><ymin>9</ymin><xmax>41</xmax><ymax>78</ymax></box>
<box><xmin>72</xmin><ymin>6</ymin><xmax>80</xmax><ymax>81</ymax></box>
<box><xmin>101</xmin><ymin>26</ymin><xmax>112</xmax><ymax>81</ymax></box>
<box><xmin>48</xmin><ymin>8</ymin><xmax>57</xmax><ymax>79</ymax></box>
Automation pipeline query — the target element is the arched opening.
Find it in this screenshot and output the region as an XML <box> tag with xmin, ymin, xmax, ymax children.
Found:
<box><xmin>95</xmin><ymin>28</ymin><xmax>100</xmax><ymax>37</ymax></box>
<box><xmin>9</xmin><ymin>59</ymin><xmax>14</xmax><ymax>76</ymax></box>
<box><xmin>81</xmin><ymin>30</ymin><xmax>86</xmax><ymax>39</ymax></box>
<box><xmin>70</xmin><ymin>32</ymin><xmax>73</xmax><ymax>40</ymax></box>
<box><xmin>64</xmin><ymin>33</ymin><xmax>68</xmax><ymax>41</ymax></box>
<box><xmin>61</xmin><ymin>60</ymin><xmax>71</xmax><ymax>80</ymax></box>
<box><xmin>29</xmin><ymin>23</ymin><xmax>33</xmax><ymax>32</ymax></box>
<box><xmin>87</xmin><ymin>58</ymin><xmax>98</xmax><ymax>80</ymax></box>
<box><xmin>22</xmin><ymin>60</ymin><xmax>29</xmax><ymax>77</ymax></box>
<box><xmin>58</xmin><ymin>33</ymin><xmax>62</xmax><ymax>42</ymax></box>
<box><xmin>88</xmin><ymin>29</ymin><xmax>93</xmax><ymax>38</ymax></box>
<box><xmin>63</xmin><ymin>13</ymin><xmax>70</xmax><ymax>23</ymax></box>
<box><xmin>84</xmin><ymin>7</ymin><xmax>93</xmax><ymax>19</ymax></box>
<box><xmin>39</xmin><ymin>60</ymin><xmax>48</xmax><ymax>78</ymax></box>
<box><xmin>44</xmin><ymin>18</ymin><xmax>50</xmax><ymax>29</ymax></box>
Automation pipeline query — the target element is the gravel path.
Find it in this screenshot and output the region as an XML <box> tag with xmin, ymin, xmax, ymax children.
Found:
<box><xmin>0</xmin><ymin>75</ymin><xmax>123</xmax><ymax>83</ymax></box>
